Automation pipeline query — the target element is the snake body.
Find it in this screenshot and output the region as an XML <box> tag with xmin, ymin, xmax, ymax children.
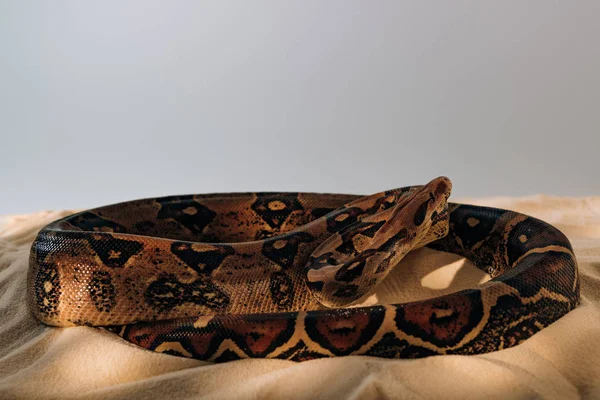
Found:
<box><xmin>27</xmin><ymin>177</ymin><xmax>579</xmax><ymax>362</ymax></box>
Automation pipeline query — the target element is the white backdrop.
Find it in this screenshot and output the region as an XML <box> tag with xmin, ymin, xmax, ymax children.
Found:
<box><xmin>1</xmin><ymin>1</ymin><xmax>598</xmax><ymax>214</ymax></box>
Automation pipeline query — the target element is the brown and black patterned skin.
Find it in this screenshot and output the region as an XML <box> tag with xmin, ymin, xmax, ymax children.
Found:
<box><xmin>27</xmin><ymin>177</ymin><xmax>580</xmax><ymax>362</ymax></box>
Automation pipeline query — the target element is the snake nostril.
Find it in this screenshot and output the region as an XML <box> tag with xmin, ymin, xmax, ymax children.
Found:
<box><xmin>435</xmin><ymin>179</ymin><xmax>449</xmax><ymax>196</ymax></box>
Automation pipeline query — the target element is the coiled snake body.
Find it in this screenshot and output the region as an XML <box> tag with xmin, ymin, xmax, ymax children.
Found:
<box><xmin>28</xmin><ymin>177</ymin><xmax>579</xmax><ymax>362</ymax></box>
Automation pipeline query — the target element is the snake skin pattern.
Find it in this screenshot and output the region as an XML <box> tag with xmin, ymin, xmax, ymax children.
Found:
<box><xmin>27</xmin><ymin>177</ymin><xmax>579</xmax><ymax>362</ymax></box>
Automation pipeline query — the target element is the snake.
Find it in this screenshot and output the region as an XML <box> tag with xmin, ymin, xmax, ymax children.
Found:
<box><xmin>27</xmin><ymin>176</ymin><xmax>580</xmax><ymax>362</ymax></box>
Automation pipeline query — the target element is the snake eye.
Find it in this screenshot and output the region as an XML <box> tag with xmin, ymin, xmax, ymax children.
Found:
<box><xmin>414</xmin><ymin>197</ymin><xmax>433</xmax><ymax>226</ymax></box>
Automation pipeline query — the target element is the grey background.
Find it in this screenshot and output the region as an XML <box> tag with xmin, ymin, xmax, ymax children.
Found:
<box><xmin>1</xmin><ymin>1</ymin><xmax>599</xmax><ymax>215</ymax></box>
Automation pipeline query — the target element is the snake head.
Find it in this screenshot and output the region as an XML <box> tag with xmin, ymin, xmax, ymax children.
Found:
<box><xmin>305</xmin><ymin>176</ymin><xmax>452</xmax><ymax>308</ymax></box>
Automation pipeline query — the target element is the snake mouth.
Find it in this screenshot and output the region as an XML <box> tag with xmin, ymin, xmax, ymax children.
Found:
<box><xmin>430</xmin><ymin>208</ymin><xmax>449</xmax><ymax>226</ymax></box>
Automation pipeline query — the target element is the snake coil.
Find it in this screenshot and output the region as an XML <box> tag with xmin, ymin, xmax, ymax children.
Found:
<box><xmin>28</xmin><ymin>177</ymin><xmax>579</xmax><ymax>362</ymax></box>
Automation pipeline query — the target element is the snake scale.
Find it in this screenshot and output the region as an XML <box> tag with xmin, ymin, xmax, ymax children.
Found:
<box><xmin>27</xmin><ymin>177</ymin><xmax>579</xmax><ymax>362</ymax></box>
